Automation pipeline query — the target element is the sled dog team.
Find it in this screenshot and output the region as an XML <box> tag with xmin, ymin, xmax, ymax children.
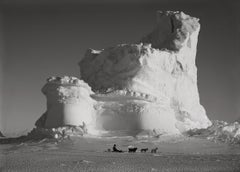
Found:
<box><xmin>108</xmin><ymin>144</ymin><xmax>158</xmax><ymax>153</ymax></box>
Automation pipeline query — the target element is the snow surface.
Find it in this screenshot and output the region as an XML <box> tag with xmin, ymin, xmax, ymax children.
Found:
<box><xmin>187</xmin><ymin>120</ymin><xmax>240</xmax><ymax>144</ymax></box>
<box><xmin>36</xmin><ymin>11</ymin><xmax>212</xmax><ymax>136</ymax></box>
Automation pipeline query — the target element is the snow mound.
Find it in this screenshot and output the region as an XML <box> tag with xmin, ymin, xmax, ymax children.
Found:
<box><xmin>28</xmin><ymin>125</ymin><xmax>87</xmax><ymax>140</ymax></box>
<box><xmin>187</xmin><ymin>120</ymin><xmax>240</xmax><ymax>144</ymax></box>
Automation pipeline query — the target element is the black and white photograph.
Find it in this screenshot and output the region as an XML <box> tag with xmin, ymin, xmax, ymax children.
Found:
<box><xmin>0</xmin><ymin>0</ymin><xmax>240</xmax><ymax>171</ymax></box>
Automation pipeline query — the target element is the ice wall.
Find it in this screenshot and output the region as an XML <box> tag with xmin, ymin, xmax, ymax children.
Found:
<box><xmin>36</xmin><ymin>76</ymin><xmax>96</xmax><ymax>129</ymax></box>
<box><xmin>79</xmin><ymin>11</ymin><xmax>211</xmax><ymax>134</ymax></box>
<box><xmin>36</xmin><ymin>11</ymin><xmax>211</xmax><ymax>136</ymax></box>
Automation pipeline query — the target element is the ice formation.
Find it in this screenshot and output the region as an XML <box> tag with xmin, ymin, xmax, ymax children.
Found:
<box><xmin>187</xmin><ymin>120</ymin><xmax>240</xmax><ymax>144</ymax></box>
<box><xmin>79</xmin><ymin>11</ymin><xmax>211</xmax><ymax>134</ymax></box>
<box><xmin>36</xmin><ymin>11</ymin><xmax>212</xmax><ymax>136</ymax></box>
<box><xmin>36</xmin><ymin>76</ymin><xmax>96</xmax><ymax>129</ymax></box>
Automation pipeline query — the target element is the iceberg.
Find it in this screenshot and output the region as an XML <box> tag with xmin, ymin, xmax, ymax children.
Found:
<box><xmin>36</xmin><ymin>76</ymin><xmax>96</xmax><ymax>129</ymax></box>
<box><xmin>78</xmin><ymin>11</ymin><xmax>211</xmax><ymax>134</ymax></box>
<box><xmin>36</xmin><ymin>11</ymin><xmax>212</xmax><ymax>137</ymax></box>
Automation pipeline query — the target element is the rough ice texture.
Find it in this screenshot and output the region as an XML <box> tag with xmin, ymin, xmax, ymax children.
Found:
<box><xmin>187</xmin><ymin>120</ymin><xmax>240</xmax><ymax>144</ymax></box>
<box><xmin>28</xmin><ymin>125</ymin><xmax>87</xmax><ymax>140</ymax></box>
<box><xmin>37</xmin><ymin>76</ymin><xmax>96</xmax><ymax>129</ymax></box>
<box><xmin>141</xmin><ymin>11</ymin><xmax>200</xmax><ymax>51</ymax></box>
<box><xmin>78</xmin><ymin>11</ymin><xmax>211</xmax><ymax>134</ymax></box>
<box><xmin>36</xmin><ymin>11</ymin><xmax>211</xmax><ymax>136</ymax></box>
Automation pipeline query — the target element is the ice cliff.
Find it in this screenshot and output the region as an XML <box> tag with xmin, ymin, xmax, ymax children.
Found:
<box><xmin>36</xmin><ymin>11</ymin><xmax>212</xmax><ymax>136</ymax></box>
<box><xmin>79</xmin><ymin>11</ymin><xmax>211</xmax><ymax>134</ymax></box>
<box><xmin>36</xmin><ymin>76</ymin><xmax>96</xmax><ymax>130</ymax></box>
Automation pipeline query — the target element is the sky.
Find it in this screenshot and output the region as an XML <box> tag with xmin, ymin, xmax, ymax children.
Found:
<box><xmin>0</xmin><ymin>0</ymin><xmax>239</xmax><ymax>136</ymax></box>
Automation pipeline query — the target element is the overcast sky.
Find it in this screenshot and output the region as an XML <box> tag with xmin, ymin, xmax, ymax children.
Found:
<box><xmin>0</xmin><ymin>0</ymin><xmax>239</xmax><ymax>136</ymax></box>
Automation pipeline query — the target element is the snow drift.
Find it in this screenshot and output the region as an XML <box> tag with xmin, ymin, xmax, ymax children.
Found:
<box><xmin>187</xmin><ymin>120</ymin><xmax>240</xmax><ymax>144</ymax></box>
<box><xmin>36</xmin><ymin>11</ymin><xmax>212</xmax><ymax>136</ymax></box>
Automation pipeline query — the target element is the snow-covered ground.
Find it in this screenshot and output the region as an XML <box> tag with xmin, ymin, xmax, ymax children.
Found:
<box><xmin>187</xmin><ymin>120</ymin><xmax>240</xmax><ymax>144</ymax></box>
<box><xmin>1</xmin><ymin>119</ymin><xmax>240</xmax><ymax>171</ymax></box>
<box><xmin>1</xmin><ymin>135</ymin><xmax>240</xmax><ymax>172</ymax></box>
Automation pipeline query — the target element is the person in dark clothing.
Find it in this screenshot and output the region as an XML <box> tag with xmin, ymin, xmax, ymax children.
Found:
<box><xmin>112</xmin><ymin>144</ymin><xmax>123</xmax><ymax>152</ymax></box>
